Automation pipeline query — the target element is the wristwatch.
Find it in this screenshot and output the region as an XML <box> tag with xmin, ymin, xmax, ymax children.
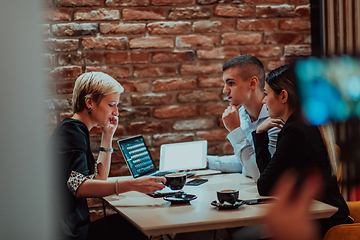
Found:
<box><xmin>100</xmin><ymin>147</ymin><xmax>114</xmax><ymax>153</ymax></box>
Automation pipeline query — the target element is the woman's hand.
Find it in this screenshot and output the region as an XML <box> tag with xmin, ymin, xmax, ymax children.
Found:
<box><xmin>129</xmin><ymin>176</ymin><xmax>166</xmax><ymax>194</ymax></box>
<box><xmin>102</xmin><ymin>116</ymin><xmax>118</xmax><ymax>139</ymax></box>
<box><xmin>256</xmin><ymin>117</ymin><xmax>284</xmax><ymax>133</ymax></box>
<box><xmin>222</xmin><ymin>105</ymin><xmax>241</xmax><ymax>132</ymax></box>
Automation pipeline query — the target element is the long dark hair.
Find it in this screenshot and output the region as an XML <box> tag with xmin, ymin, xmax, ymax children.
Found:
<box><xmin>265</xmin><ymin>65</ymin><xmax>300</xmax><ymax>112</ymax></box>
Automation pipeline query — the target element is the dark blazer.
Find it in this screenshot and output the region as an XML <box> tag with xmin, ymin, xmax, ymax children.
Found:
<box><xmin>50</xmin><ymin>118</ymin><xmax>95</xmax><ymax>240</ymax></box>
<box><xmin>252</xmin><ymin>112</ymin><xmax>352</xmax><ymax>235</ymax></box>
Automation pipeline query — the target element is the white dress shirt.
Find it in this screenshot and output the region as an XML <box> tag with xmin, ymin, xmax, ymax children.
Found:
<box><xmin>208</xmin><ymin>104</ymin><xmax>280</xmax><ymax>182</ymax></box>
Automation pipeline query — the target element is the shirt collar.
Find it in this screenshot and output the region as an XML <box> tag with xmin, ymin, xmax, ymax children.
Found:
<box><xmin>242</xmin><ymin>104</ymin><xmax>269</xmax><ymax>122</ymax></box>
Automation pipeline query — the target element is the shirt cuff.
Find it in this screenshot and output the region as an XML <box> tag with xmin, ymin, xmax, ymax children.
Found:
<box><xmin>67</xmin><ymin>163</ymin><xmax>98</xmax><ymax>196</ymax></box>
<box><xmin>227</xmin><ymin>127</ymin><xmax>246</xmax><ymax>145</ymax></box>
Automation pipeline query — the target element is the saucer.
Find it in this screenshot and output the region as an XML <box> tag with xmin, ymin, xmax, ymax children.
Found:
<box><xmin>211</xmin><ymin>200</ymin><xmax>245</xmax><ymax>209</ymax></box>
<box><xmin>163</xmin><ymin>193</ymin><xmax>197</xmax><ymax>204</ymax></box>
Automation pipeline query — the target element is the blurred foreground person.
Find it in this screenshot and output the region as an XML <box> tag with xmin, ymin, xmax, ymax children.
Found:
<box><xmin>253</xmin><ymin>65</ymin><xmax>353</xmax><ymax>237</ymax></box>
<box><xmin>49</xmin><ymin>72</ymin><xmax>165</xmax><ymax>240</ymax></box>
<box><xmin>264</xmin><ymin>170</ymin><xmax>323</xmax><ymax>240</ymax></box>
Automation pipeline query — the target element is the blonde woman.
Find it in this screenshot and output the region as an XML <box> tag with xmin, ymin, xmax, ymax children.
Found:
<box><xmin>50</xmin><ymin>72</ymin><xmax>165</xmax><ymax>240</ymax></box>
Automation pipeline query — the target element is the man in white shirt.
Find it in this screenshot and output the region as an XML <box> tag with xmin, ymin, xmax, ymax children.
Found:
<box><xmin>207</xmin><ymin>55</ymin><xmax>280</xmax><ymax>182</ymax></box>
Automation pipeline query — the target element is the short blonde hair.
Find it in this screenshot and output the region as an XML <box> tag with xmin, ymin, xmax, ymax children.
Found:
<box><xmin>72</xmin><ymin>72</ymin><xmax>124</xmax><ymax>113</ymax></box>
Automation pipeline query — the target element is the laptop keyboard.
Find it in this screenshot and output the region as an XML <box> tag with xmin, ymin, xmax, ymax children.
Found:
<box><xmin>152</xmin><ymin>171</ymin><xmax>174</xmax><ymax>176</ymax></box>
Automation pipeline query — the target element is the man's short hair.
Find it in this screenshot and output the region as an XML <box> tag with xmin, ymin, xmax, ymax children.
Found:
<box><xmin>223</xmin><ymin>55</ymin><xmax>265</xmax><ymax>90</ymax></box>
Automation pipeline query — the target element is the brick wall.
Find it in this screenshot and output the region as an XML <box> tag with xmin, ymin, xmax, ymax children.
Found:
<box><xmin>43</xmin><ymin>0</ymin><xmax>311</xmax><ymax>178</ymax></box>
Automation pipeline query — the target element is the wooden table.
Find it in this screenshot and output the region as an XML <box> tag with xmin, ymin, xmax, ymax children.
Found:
<box><xmin>102</xmin><ymin>171</ymin><xmax>338</xmax><ymax>237</ymax></box>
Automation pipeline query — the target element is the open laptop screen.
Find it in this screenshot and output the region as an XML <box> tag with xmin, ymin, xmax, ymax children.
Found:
<box><xmin>159</xmin><ymin>140</ymin><xmax>207</xmax><ymax>171</ymax></box>
<box><xmin>117</xmin><ymin>135</ymin><xmax>157</xmax><ymax>178</ymax></box>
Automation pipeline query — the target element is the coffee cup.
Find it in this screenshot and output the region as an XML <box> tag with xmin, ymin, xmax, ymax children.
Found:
<box><xmin>165</xmin><ymin>173</ymin><xmax>187</xmax><ymax>190</ymax></box>
<box><xmin>217</xmin><ymin>189</ymin><xmax>239</xmax><ymax>204</ymax></box>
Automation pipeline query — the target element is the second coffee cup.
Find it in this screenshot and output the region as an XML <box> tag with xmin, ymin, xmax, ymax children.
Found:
<box><xmin>217</xmin><ymin>189</ymin><xmax>239</xmax><ymax>204</ymax></box>
<box><xmin>165</xmin><ymin>173</ymin><xmax>187</xmax><ymax>190</ymax></box>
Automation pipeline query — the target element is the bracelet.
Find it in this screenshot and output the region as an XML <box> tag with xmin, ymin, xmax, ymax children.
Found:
<box><xmin>115</xmin><ymin>180</ymin><xmax>119</xmax><ymax>196</ymax></box>
<box><xmin>100</xmin><ymin>147</ymin><xmax>113</xmax><ymax>153</ymax></box>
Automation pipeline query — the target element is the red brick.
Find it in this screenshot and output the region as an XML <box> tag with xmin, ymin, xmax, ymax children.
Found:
<box><xmin>153</xmin><ymin>105</ymin><xmax>197</xmax><ymax>118</ymax></box>
<box><xmin>59</xmin><ymin>111</ymin><xmax>74</xmax><ymax>120</ymax></box>
<box><xmin>56</xmin><ymin>81</ymin><xmax>75</xmax><ymax>94</ymax></box>
<box><xmin>224</xmin><ymin>141</ymin><xmax>234</xmax><ymax>154</ymax></box>
<box><xmin>152</xmin><ymin>0</ymin><xmax>195</xmax><ymax>5</ymax></box>
<box><xmin>74</xmin><ymin>9</ymin><xmax>120</xmax><ymax>21</ymax></box>
<box><xmin>153</xmin><ymin>78</ymin><xmax>196</xmax><ymax>92</ymax></box>
<box><xmin>127</xmin><ymin>121</ymin><xmax>171</xmax><ymax>135</ymax></box>
<box><xmin>197</xmin><ymin>0</ymin><xmax>218</xmax><ymax>4</ymax></box>
<box><xmin>119</xmin><ymin>107</ymin><xmax>151</xmax><ymax>121</ymax></box>
<box><xmin>100</xmin><ymin>23</ymin><xmax>146</xmax><ymax>35</ymax></box>
<box><xmin>130</xmin><ymin>37</ymin><xmax>174</xmax><ymax>49</ymax></box>
<box><xmin>295</xmin><ymin>4</ymin><xmax>310</xmax><ymax>16</ymax></box>
<box><xmin>214</xmin><ymin>4</ymin><xmax>254</xmax><ymax>18</ymax></box>
<box><xmin>304</xmin><ymin>33</ymin><xmax>311</xmax><ymax>44</ymax></box>
<box><xmin>284</xmin><ymin>45</ymin><xmax>311</xmax><ymax>56</ymax></box>
<box><xmin>278</xmin><ymin>18</ymin><xmax>311</xmax><ymax>30</ymax></box>
<box><xmin>44</xmin><ymin>0</ymin><xmax>54</xmax><ymax>8</ymax></box>
<box><xmin>197</xmin><ymin>47</ymin><xmax>239</xmax><ymax>60</ymax></box>
<box><xmin>52</xmin><ymin>23</ymin><xmax>97</xmax><ymax>36</ymax></box>
<box><xmin>50</xmin><ymin>66</ymin><xmax>82</xmax><ymax>80</ymax></box>
<box><xmin>267</xmin><ymin>59</ymin><xmax>292</xmax><ymax>71</ymax></box>
<box><xmin>58</xmin><ymin>52</ymin><xmax>103</xmax><ymax>65</ymax></box>
<box><xmin>55</xmin><ymin>0</ymin><xmax>101</xmax><ymax>7</ymax></box>
<box><xmin>173</xmin><ymin>118</ymin><xmax>215</xmax><ymax>130</ymax></box>
<box><xmin>131</xmin><ymin>93</ymin><xmax>174</xmax><ymax>105</ymax></box>
<box><xmin>178</xmin><ymin>90</ymin><xmax>220</xmax><ymax>102</ymax></box>
<box><xmin>264</xmin><ymin>32</ymin><xmax>304</xmax><ymax>44</ymax></box>
<box><xmin>207</xmin><ymin>142</ymin><xmax>223</xmax><ymax>156</ymax></box>
<box><xmin>221</xmin><ymin>33</ymin><xmax>263</xmax><ymax>45</ymax></box>
<box><xmin>288</xmin><ymin>0</ymin><xmax>309</xmax><ymax>4</ymax></box>
<box><xmin>148</xmin><ymin>21</ymin><xmax>191</xmax><ymax>35</ymax></box>
<box><xmin>46</xmin><ymin>39</ymin><xmax>79</xmax><ymax>52</ymax></box>
<box><xmin>197</xmin><ymin>129</ymin><xmax>229</xmax><ymax>142</ymax></box>
<box><xmin>152</xmin><ymin>133</ymin><xmax>195</xmax><ymax>146</ymax></box>
<box><xmin>152</xmin><ymin>51</ymin><xmax>195</xmax><ymax>63</ymax></box>
<box><xmin>134</xmin><ymin>66</ymin><xmax>177</xmax><ymax>77</ymax></box>
<box><xmin>43</xmin><ymin>9</ymin><xmax>72</xmax><ymax>21</ymax></box>
<box><xmin>119</xmin><ymin>80</ymin><xmax>150</xmax><ymax>92</ymax></box>
<box><xmin>181</xmin><ymin>62</ymin><xmax>223</xmax><ymax>75</ymax></box>
<box><xmin>198</xmin><ymin>75</ymin><xmax>223</xmax><ymax>88</ymax></box>
<box><xmin>109</xmin><ymin>163</ymin><xmax>130</xmax><ymax>177</ymax></box>
<box><xmin>241</xmin><ymin>45</ymin><xmax>282</xmax><ymax>58</ymax></box>
<box><xmin>256</xmin><ymin>4</ymin><xmax>296</xmax><ymax>18</ymax></box>
<box><xmin>168</xmin><ymin>7</ymin><xmax>212</xmax><ymax>20</ymax></box>
<box><xmin>82</xmin><ymin>36</ymin><xmax>128</xmax><ymax>50</ymax></box>
<box><xmin>193</xmin><ymin>20</ymin><xmax>235</xmax><ymax>33</ymax></box>
<box><xmin>105</xmin><ymin>52</ymin><xmax>148</xmax><ymax>64</ymax></box>
<box><xmin>105</xmin><ymin>0</ymin><xmax>149</xmax><ymax>6</ymax></box>
<box><xmin>43</xmin><ymin>54</ymin><xmax>58</xmax><ymax>68</ymax></box>
<box><xmin>244</xmin><ymin>0</ymin><xmax>286</xmax><ymax>3</ymax></box>
<box><xmin>198</xmin><ymin>103</ymin><xmax>227</xmax><ymax>116</ymax></box>
<box><xmin>122</xmin><ymin>8</ymin><xmax>167</xmax><ymax>21</ymax></box>
<box><xmin>85</xmin><ymin>66</ymin><xmax>131</xmax><ymax>79</ymax></box>
<box><xmin>237</xmin><ymin>19</ymin><xmax>276</xmax><ymax>31</ymax></box>
<box><xmin>176</xmin><ymin>35</ymin><xmax>218</xmax><ymax>47</ymax></box>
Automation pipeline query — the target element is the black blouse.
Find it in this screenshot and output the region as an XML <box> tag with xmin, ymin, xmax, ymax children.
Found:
<box><xmin>252</xmin><ymin>112</ymin><xmax>352</xmax><ymax>235</ymax></box>
<box><xmin>50</xmin><ymin>118</ymin><xmax>96</xmax><ymax>240</ymax></box>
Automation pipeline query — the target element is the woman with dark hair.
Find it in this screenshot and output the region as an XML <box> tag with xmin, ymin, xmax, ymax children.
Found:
<box><xmin>253</xmin><ymin>65</ymin><xmax>353</xmax><ymax>237</ymax></box>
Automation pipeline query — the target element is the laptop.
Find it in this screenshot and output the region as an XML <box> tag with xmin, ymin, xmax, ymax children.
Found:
<box><xmin>117</xmin><ymin>135</ymin><xmax>208</xmax><ymax>178</ymax></box>
<box><xmin>117</xmin><ymin>135</ymin><xmax>208</xmax><ymax>197</ymax></box>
